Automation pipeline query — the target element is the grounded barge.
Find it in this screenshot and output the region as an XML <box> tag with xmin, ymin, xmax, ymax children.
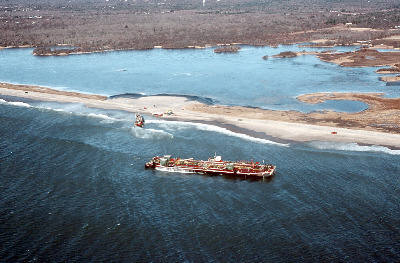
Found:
<box><xmin>145</xmin><ymin>155</ymin><xmax>276</xmax><ymax>179</ymax></box>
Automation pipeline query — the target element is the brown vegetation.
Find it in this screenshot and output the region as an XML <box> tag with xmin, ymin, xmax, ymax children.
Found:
<box><xmin>372</xmin><ymin>39</ymin><xmax>400</xmax><ymax>49</ymax></box>
<box><xmin>214</xmin><ymin>45</ymin><xmax>240</xmax><ymax>53</ymax></box>
<box><xmin>272</xmin><ymin>51</ymin><xmax>297</xmax><ymax>58</ymax></box>
<box><xmin>376</xmin><ymin>66</ymin><xmax>400</xmax><ymax>74</ymax></box>
<box><xmin>317</xmin><ymin>48</ymin><xmax>400</xmax><ymax>67</ymax></box>
<box><xmin>296</xmin><ymin>92</ymin><xmax>400</xmax><ymax>133</ymax></box>
<box><xmin>301</xmin><ymin>28</ymin><xmax>400</xmax><ymax>47</ymax></box>
<box><xmin>1</xmin><ymin>1</ymin><xmax>399</xmax><ymax>51</ymax></box>
<box><xmin>189</xmin><ymin>92</ymin><xmax>400</xmax><ymax>134</ymax></box>
<box><xmin>33</xmin><ymin>47</ymin><xmax>79</xmax><ymax>56</ymax></box>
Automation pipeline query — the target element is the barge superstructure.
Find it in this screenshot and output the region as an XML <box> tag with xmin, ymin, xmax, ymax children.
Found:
<box><xmin>145</xmin><ymin>155</ymin><xmax>276</xmax><ymax>179</ymax></box>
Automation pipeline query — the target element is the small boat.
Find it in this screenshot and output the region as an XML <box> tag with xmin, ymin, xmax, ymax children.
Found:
<box><xmin>134</xmin><ymin>113</ymin><xmax>145</xmax><ymax>128</ymax></box>
<box><xmin>145</xmin><ymin>155</ymin><xmax>276</xmax><ymax>180</ymax></box>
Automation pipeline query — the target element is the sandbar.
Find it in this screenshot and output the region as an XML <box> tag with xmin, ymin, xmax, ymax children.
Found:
<box><xmin>1</xmin><ymin>82</ymin><xmax>400</xmax><ymax>148</ymax></box>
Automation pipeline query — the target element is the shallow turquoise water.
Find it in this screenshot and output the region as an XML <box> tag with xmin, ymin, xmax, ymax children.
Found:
<box><xmin>0</xmin><ymin>45</ymin><xmax>391</xmax><ymax>112</ymax></box>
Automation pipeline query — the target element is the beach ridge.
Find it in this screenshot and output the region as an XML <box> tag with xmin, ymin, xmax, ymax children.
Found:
<box><xmin>1</xmin><ymin>82</ymin><xmax>400</xmax><ymax>148</ymax></box>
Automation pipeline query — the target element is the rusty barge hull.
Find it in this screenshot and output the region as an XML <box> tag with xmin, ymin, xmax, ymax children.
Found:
<box><xmin>145</xmin><ymin>155</ymin><xmax>276</xmax><ymax>179</ymax></box>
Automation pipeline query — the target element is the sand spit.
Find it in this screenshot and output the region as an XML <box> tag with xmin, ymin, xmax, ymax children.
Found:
<box><xmin>1</xmin><ymin>82</ymin><xmax>400</xmax><ymax>148</ymax></box>
<box><xmin>379</xmin><ymin>75</ymin><xmax>400</xmax><ymax>83</ymax></box>
<box><xmin>0</xmin><ymin>83</ymin><xmax>106</xmax><ymax>100</ymax></box>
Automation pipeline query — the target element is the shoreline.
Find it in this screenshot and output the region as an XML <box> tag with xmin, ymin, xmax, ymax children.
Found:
<box><xmin>1</xmin><ymin>27</ymin><xmax>397</xmax><ymax>57</ymax></box>
<box><xmin>31</xmin><ymin>43</ymin><xmax>245</xmax><ymax>56</ymax></box>
<box><xmin>1</xmin><ymin>82</ymin><xmax>400</xmax><ymax>148</ymax></box>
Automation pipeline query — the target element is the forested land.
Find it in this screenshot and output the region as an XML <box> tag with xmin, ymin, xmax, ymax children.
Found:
<box><xmin>1</xmin><ymin>0</ymin><xmax>399</xmax><ymax>50</ymax></box>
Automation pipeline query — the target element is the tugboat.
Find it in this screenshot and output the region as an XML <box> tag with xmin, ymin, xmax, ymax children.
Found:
<box><xmin>145</xmin><ymin>155</ymin><xmax>276</xmax><ymax>180</ymax></box>
<box><xmin>134</xmin><ymin>113</ymin><xmax>145</xmax><ymax>128</ymax></box>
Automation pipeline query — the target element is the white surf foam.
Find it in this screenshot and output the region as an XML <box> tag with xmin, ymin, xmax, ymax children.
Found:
<box><xmin>86</xmin><ymin>113</ymin><xmax>118</xmax><ymax>123</ymax></box>
<box><xmin>0</xmin><ymin>99</ymin><xmax>31</xmax><ymax>108</ymax></box>
<box><xmin>308</xmin><ymin>141</ymin><xmax>400</xmax><ymax>155</ymax></box>
<box><xmin>51</xmin><ymin>108</ymin><xmax>66</xmax><ymax>112</ymax></box>
<box><xmin>9</xmin><ymin>101</ymin><xmax>31</xmax><ymax>107</ymax></box>
<box><xmin>173</xmin><ymin>72</ymin><xmax>192</xmax><ymax>76</ymax></box>
<box><xmin>0</xmin><ymin>97</ymin><xmax>122</xmax><ymax>123</ymax></box>
<box><xmin>35</xmin><ymin>103</ymin><xmax>119</xmax><ymax>123</ymax></box>
<box><xmin>130</xmin><ymin>127</ymin><xmax>173</xmax><ymax>140</ymax></box>
<box><xmin>147</xmin><ymin>119</ymin><xmax>288</xmax><ymax>146</ymax></box>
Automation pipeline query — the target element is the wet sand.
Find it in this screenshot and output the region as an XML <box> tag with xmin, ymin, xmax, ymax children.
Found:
<box><xmin>1</xmin><ymin>82</ymin><xmax>400</xmax><ymax>147</ymax></box>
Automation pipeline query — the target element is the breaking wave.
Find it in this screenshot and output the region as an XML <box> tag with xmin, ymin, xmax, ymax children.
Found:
<box><xmin>86</xmin><ymin>113</ymin><xmax>118</xmax><ymax>123</ymax></box>
<box><xmin>38</xmin><ymin>105</ymin><xmax>120</xmax><ymax>123</ymax></box>
<box><xmin>308</xmin><ymin>141</ymin><xmax>400</xmax><ymax>155</ymax></box>
<box><xmin>0</xmin><ymin>98</ymin><xmax>121</xmax><ymax>123</ymax></box>
<box><xmin>0</xmin><ymin>99</ymin><xmax>32</xmax><ymax>108</ymax></box>
<box><xmin>33</xmin><ymin>102</ymin><xmax>127</xmax><ymax>123</ymax></box>
<box><xmin>172</xmin><ymin>72</ymin><xmax>192</xmax><ymax>76</ymax></box>
<box><xmin>130</xmin><ymin>127</ymin><xmax>173</xmax><ymax>140</ymax></box>
<box><xmin>147</xmin><ymin>119</ymin><xmax>288</xmax><ymax>146</ymax></box>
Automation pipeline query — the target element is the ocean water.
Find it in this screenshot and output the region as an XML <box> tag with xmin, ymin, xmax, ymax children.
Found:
<box><xmin>1</xmin><ymin>98</ymin><xmax>400</xmax><ymax>262</ymax></box>
<box><xmin>1</xmin><ymin>46</ymin><xmax>400</xmax><ymax>261</ymax></box>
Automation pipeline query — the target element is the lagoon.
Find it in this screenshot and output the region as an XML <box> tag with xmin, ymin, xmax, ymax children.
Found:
<box><xmin>0</xmin><ymin>45</ymin><xmax>388</xmax><ymax>112</ymax></box>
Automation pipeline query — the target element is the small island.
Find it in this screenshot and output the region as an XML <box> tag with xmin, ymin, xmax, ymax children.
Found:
<box><xmin>376</xmin><ymin>64</ymin><xmax>400</xmax><ymax>74</ymax></box>
<box><xmin>272</xmin><ymin>51</ymin><xmax>298</xmax><ymax>58</ymax></box>
<box><xmin>379</xmin><ymin>75</ymin><xmax>400</xmax><ymax>83</ymax></box>
<box><xmin>213</xmin><ymin>46</ymin><xmax>241</xmax><ymax>53</ymax></box>
<box><xmin>33</xmin><ymin>47</ymin><xmax>83</xmax><ymax>56</ymax></box>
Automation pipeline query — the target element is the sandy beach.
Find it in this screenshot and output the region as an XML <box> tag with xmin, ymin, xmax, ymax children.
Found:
<box><xmin>1</xmin><ymin>82</ymin><xmax>400</xmax><ymax>148</ymax></box>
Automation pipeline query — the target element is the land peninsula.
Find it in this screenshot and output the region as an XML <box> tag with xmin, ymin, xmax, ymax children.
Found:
<box><xmin>1</xmin><ymin>82</ymin><xmax>400</xmax><ymax>148</ymax></box>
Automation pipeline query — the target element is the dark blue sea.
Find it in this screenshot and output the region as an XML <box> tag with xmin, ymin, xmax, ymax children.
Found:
<box><xmin>1</xmin><ymin>46</ymin><xmax>400</xmax><ymax>262</ymax></box>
